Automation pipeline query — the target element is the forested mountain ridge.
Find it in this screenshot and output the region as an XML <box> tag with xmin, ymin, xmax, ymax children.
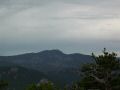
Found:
<box><xmin>0</xmin><ymin>50</ymin><xmax>93</xmax><ymax>90</ymax></box>
<box><xmin>0</xmin><ymin>50</ymin><xmax>93</xmax><ymax>73</ymax></box>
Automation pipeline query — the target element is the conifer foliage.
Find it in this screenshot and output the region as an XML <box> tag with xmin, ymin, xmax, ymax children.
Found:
<box><xmin>80</xmin><ymin>48</ymin><xmax>120</xmax><ymax>90</ymax></box>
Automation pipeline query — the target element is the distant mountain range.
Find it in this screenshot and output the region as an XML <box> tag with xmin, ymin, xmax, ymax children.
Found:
<box><xmin>0</xmin><ymin>49</ymin><xmax>93</xmax><ymax>90</ymax></box>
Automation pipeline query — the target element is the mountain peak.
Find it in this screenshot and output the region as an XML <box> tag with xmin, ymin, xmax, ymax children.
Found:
<box><xmin>38</xmin><ymin>49</ymin><xmax>64</xmax><ymax>55</ymax></box>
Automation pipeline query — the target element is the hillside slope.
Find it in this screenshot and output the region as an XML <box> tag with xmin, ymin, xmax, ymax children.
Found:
<box><xmin>0</xmin><ymin>50</ymin><xmax>93</xmax><ymax>89</ymax></box>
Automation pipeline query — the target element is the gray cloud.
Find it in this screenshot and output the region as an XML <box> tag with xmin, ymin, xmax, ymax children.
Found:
<box><xmin>0</xmin><ymin>0</ymin><xmax>120</xmax><ymax>55</ymax></box>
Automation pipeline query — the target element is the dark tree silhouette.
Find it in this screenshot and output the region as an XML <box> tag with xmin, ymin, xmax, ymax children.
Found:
<box><xmin>0</xmin><ymin>80</ymin><xmax>8</xmax><ymax>90</ymax></box>
<box><xmin>80</xmin><ymin>48</ymin><xmax>120</xmax><ymax>90</ymax></box>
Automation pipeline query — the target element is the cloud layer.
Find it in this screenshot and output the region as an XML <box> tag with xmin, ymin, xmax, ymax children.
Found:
<box><xmin>0</xmin><ymin>0</ymin><xmax>120</xmax><ymax>55</ymax></box>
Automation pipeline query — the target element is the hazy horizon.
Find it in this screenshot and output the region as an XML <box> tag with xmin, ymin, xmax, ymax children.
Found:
<box><xmin>0</xmin><ymin>0</ymin><xmax>120</xmax><ymax>56</ymax></box>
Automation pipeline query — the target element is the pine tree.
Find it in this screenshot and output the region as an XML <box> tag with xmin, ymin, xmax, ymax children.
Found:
<box><xmin>80</xmin><ymin>48</ymin><xmax>120</xmax><ymax>90</ymax></box>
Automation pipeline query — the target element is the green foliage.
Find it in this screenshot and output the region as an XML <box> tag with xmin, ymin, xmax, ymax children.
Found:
<box><xmin>26</xmin><ymin>83</ymin><xmax>37</xmax><ymax>90</ymax></box>
<box><xmin>80</xmin><ymin>48</ymin><xmax>120</xmax><ymax>90</ymax></box>
<box><xmin>0</xmin><ymin>80</ymin><xmax>8</xmax><ymax>90</ymax></box>
<box><xmin>26</xmin><ymin>80</ymin><xmax>58</xmax><ymax>90</ymax></box>
<box><xmin>38</xmin><ymin>81</ymin><xmax>56</xmax><ymax>90</ymax></box>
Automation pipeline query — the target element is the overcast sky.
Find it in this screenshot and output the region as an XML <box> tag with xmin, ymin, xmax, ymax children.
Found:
<box><xmin>0</xmin><ymin>0</ymin><xmax>120</xmax><ymax>56</ymax></box>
